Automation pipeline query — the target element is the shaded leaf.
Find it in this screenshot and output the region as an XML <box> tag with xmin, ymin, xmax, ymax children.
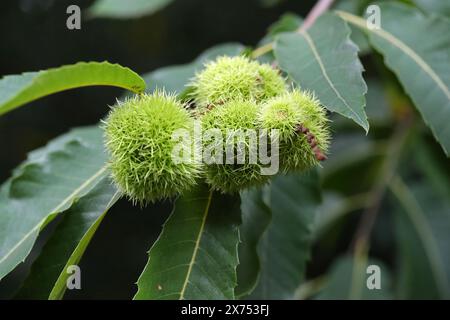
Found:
<box><xmin>267</xmin><ymin>13</ymin><xmax>302</xmax><ymax>37</ymax></box>
<box><xmin>316</xmin><ymin>255</ymin><xmax>392</xmax><ymax>299</ymax></box>
<box><xmin>16</xmin><ymin>178</ymin><xmax>120</xmax><ymax>300</ymax></box>
<box><xmin>312</xmin><ymin>191</ymin><xmax>368</xmax><ymax>242</ymax></box>
<box><xmin>413</xmin><ymin>0</ymin><xmax>450</xmax><ymax>17</ymax></box>
<box><xmin>249</xmin><ymin>171</ymin><xmax>321</xmax><ymax>299</ymax></box>
<box><xmin>134</xmin><ymin>185</ymin><xmax>241</xmax><ymax>300</ymax></box>
<box><xmin>275</xmin><ymin>13</ymin><xmax>368</xmax><ymax>131</ymax></box>
<box><xmin>338</xmin><ymin>3</ymin><xmax>450</xmax><ymax>155</ymax></box>
<box><xmin>0</xmin><ymin>126</ymin><xmax>108</xmax><ymax>280</ymax></box>
<box><xmin>235</xmin><ymin>186</ymin><xmax>271</xmax><ymax>298</ymax></box>
<box><xmin>390</xmin><ymin>176</ymin><xmax>450</xmax><ymax>299</ymax></box>
<box><xmin>0</xmin><ymin>62</ymin><xmax>145</xmax><ymax>116</ymax></box>
<box><xmin>414</xmin><ymin>139</ymin><xmax>450</xmax><ymax>200</ymax></box>
<box><xmin>253</xmin><ymin>14</ymin><xmax>302</xmax><ymax>64</ymax></box>
<box><xmin>333</xmin><ymin>0</ymin><xmax>371</xmax><ymax>55</ymax></box>
<box><xmin>143</xmin><ymin>43</ymin><xmax>245</xmax><ymax>94</ymax></box>
<box><xmin>88</xmin><ymin>0</ymin><xmax>173</xmax><ymax>19</ymax></box>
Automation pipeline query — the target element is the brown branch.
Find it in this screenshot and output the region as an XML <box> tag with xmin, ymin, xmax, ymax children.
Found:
<box><xmin>350</xmin><ymin>117</ymin><xmax>413</xmax><ymax>252</ymax></box>
<box><xmin>251</xmin><ymin>0</ymin><xmax>335</xmax><ymax>59</ymax></box>
<box><xmin>299</xmin><ymin>0</ymin><xmax>335</xmax><ymax>32</ymax></box>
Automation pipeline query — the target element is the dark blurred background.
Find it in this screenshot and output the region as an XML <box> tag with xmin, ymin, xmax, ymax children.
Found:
<box><xmin>0</xmin><ymin>0</ymin><xmax>318</xmax><ymax>299</ymax></box>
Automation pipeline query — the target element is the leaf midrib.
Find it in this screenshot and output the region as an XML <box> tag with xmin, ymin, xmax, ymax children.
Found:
<box><xmin>299</xmin><ymin>29</ymin><xmax>367</xmax><ymax>129</ymax></box>
<box><xmin>179</xmin><ymin>190</ymin><xmax>213</xmax><ymax>299</ymax></box>
<box><xmin>336</xmin><ymin>11</ymin><xmax>450</xmax><ymax>100</ymax></box>
<box><xmin>0</xmin><ymin>165</ymin><xmax>108</xmax><ymax>272</ymax></box>
<box><xmin>0</xmin><ymin>62</ymin><xmax>146</xmax><ymax>116</ymax></box>
<box><xmin>48</xmin><ymin>189</ymin><xmax>121</xmax><ymax>300</ymax></box>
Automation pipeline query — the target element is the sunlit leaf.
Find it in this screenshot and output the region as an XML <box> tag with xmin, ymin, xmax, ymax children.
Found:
<box><xmin>0</xmin><ymin>62</ymin><xmax>145</xmax><ymax>116</ymax></box>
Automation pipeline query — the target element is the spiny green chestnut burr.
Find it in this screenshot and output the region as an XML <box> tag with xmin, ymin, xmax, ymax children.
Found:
<box><xmin>201</xmin><ymin>99</ymin><xmax>270</xmax><ymax>193</ymax></box>
<box><xmin>190</xmin><ymin>56</ymin><xmax>286</xmax><ymax>113</ymax></box>
<box><xmin>258</xmin><ymin>89</ymin><xmax>330</xmax><ymax>172</ymax></box>
<box><xmin>103</xmin><ymin>92</ymin><xmax>202</xmax><ymax>205</ymax></box>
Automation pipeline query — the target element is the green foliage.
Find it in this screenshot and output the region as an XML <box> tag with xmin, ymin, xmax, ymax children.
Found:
<box><xmin>332</xmin><ymin>0</ymin><xmax>371</xmax><ymax>54</ymax></box>
<box><xmin>267</xmin><ymin>13</ymin><xmax>302</xmax><ymax>37</ymax></box>
<box><xmin>236</xmin><ymin>185</ymin><xmax>271</xmax><ymax>297</ymax></box>
<box><xmin>17</xmin><ymin>179</ymin><xmax>120</xmax><ymax>300</ymax></box>
<box><xmin>247</xmin><ymin>171</ymin><xmax>321</xmax><ymax>299</ymax></box>
<box><xmin>0</xmin><ymin>126</ymin><xmax>109</xmax><ymax>281</ymax></box>
<box><xmin>315</xmin><ymin>256</ymin><xmax>393</xmax><ymax>300</ymax></box>
<box><xmin>190</xmin><ymin>56</ymin><xmax>286</xmax><ymax>113</ymax></box>
<box><xmin>143</xmin><ymin>43</ymin><xmax>245</xmax><ymax>95</ymax></box>
<box><xmin>413</xmin><ymin>0</ymin><xmax>450</xmax><ymax>16</ymax></box>
<box><xmin>338</xmin><ymin>3</ymin><xmax>450</xmax><ymax>155</ymax></box>
<box><xmin>1</xmin><ymin>0</ymin><xmax>450</xmax><ymax>301</ymax></box>
<box><xmin>259</xmin><ymin>89</ymin><xmax>330</xmax><ymax>172</ymax></box>
<box><xmin>88</xmin><ymin>0</ymin><xmax>173</xmax><ymax>19</ymax></box>
<box><xmin>0</xmin><ymin>62</ymin><xmax>145</xmax><ymax>116</ymax></box>
<box><xmin>391</xmin><ymin>176</ymin><xmax>450</xmax><ymax>299</ymax></box>
<box><xmin>134</xmin><ymin>185</ymin><xmax>241</xmax><ymax>299</ymax></box>
<box><xmin>275</xmin><ymin>13</ymin><xmax>369</xmax><ymax>131</ymax></box>
<box><xmin>103</xmin><ymin>92</ymin><xmax>202</xmax><ymax>205</ymax></box>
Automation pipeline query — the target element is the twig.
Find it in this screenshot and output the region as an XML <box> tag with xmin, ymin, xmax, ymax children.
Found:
<box><xmin>299</xmin><ymin>0</ymin><xmax>335</xmax><ymax>32</ymax></box>
<box><xmin>251</xmin><ymin>42</ymin><xmax>274</xmax><ymax>59</ymax></box>
<box><xmin>295</xmin><ymin>275</ymin><xmax>327</xmax><ymax>300</ymax></box>
<box><xmin>351</xmin><ymin>118</ymin><xmax>413</xmax><ymax>252</ymax></box>
<box><xmin>251</xmin><ymin>0</ymin><xmax>335</xmax><ymax>59</ymax></box>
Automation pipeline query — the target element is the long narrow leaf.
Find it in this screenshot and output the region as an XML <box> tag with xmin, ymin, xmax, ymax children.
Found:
<box><xmin>17</xmin><ymin>179</ymin><xmax>120</xmax><ymax>299</ymax></box>
<box><xmin>337</xmin><ymin>3</ymin><xmax>450</xmax><ymax>155</ymax></box>
<box><xmin>0</xmin><ymin>62</ymin><xmax>145</xmax><ymax>116</ymax></box>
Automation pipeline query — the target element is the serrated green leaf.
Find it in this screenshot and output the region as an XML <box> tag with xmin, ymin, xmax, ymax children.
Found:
<box><xmin>134</xmin><ymin>185</ymin><xmax>241</xmax><ymax>300</ymax></box>
<box><xmin>143</xmin><ymin>43</ymin><xmax>245</xmax><ymax>94</ymax></box>
<box><xmin>332</xmin><ymin>0</ymin><xmax>371</xmax><ymax>55</ymax></box>
<box><xmin>16</xmin><ymin>178</ymin><xmax>120</xmax><ymax>300</ymax></box>
<box><xmin>0</xmin><ymin>126</ymin><xmax>109</xmax><ymax>281</ymax></box>
<box><xmin>274</xmin><ymin>13</ymin><xmax>368</xmax><ymax>132</ymax></box>
<box><xmin>0</xmin><ymin>62</ymin><xmax>145</xmax><ymax>116</ymax></box>
<box><xmin>338</xmin><ymin>3</ymin><xmax>450</xmax><ymax>155</ymax></box>
<box><xmin>235</xmin><ymin>185</ymin><xmax>271</xmax><ymax>298</ymax></box>
<box><xmin>88</xmin><ymin>0</ymin><xmax>173</xmax><ymax>19</ymax></box>
<box><xmin>316</xmin><ymin>255</ymin><xmax>392</xmax><ymax>299</ymax></box>
<box><xmin>248</xmin><ymin>171</ymin><xmax>321</xmax><ymax>299</ymax></box>
<box><xmin>253</xmin><ymin>14</ymin><xmax>302</xmax><ymax>64</ymax></box>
